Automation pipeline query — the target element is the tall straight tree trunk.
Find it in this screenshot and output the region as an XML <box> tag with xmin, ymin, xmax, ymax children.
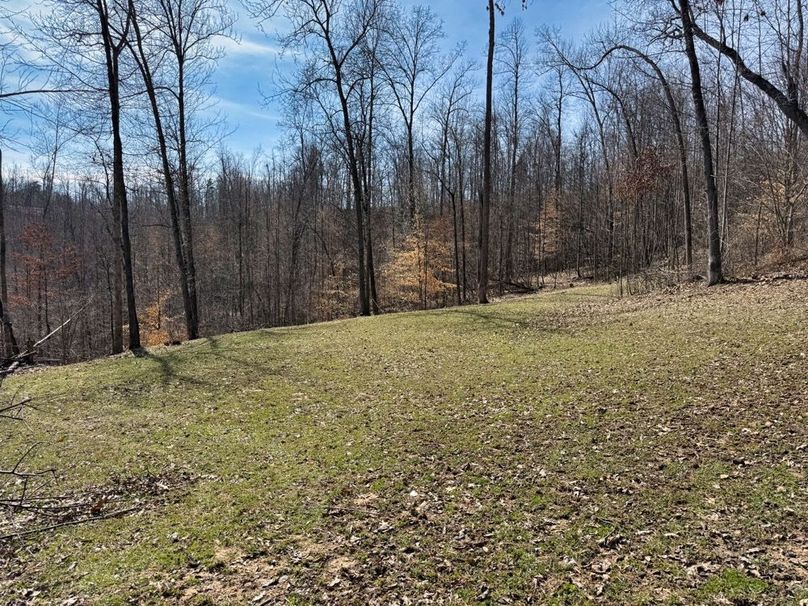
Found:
<box><xmin>439</xmin><ymin>121</ymin><xmax>449</xmax><ymax>217</ymax></box>
<box><xmin>451</xmin><ymin>188</ymin><xmax>461</xmax><ymax>305</ymax></box>
<box><xmin>576</xmin><ymin>139</ymin><xmax>585</xmax><ymax>278</ymax></box>
<box><xmin>366</xmin><ymin>216</ymin><xmax>379</xmax><ymax>314</ymax></box>
<box><xmin>456</xmin><ymin>139</ymin><xmax>468</xmax><ymax>302</ymax></box>
<box><xmin>127</xmin><ymin>4</ymin><xmax>195</xmax><ymax>341</ymax></box>
<box><xmin>407</xmin><ymin>120</ymin><xmax>416</xmax><ymax>223</ymax></box>
<box><xmin>479</xmin><ymin>0</ymin><xmax>495</xmax><ymax>304</ymax></box>
<box><xmin>0</xmin><ymin>149</ymin><xmax>7</xmax><ymax>304</ymax></box>
<box><xmin>98</xmin><ymin>0</ymin><xmax>140</xmax><ymax>349</ymax></box>
<box><xmin>680</xmin><ymin>0</ymin><xmax>723</xmax><ymax>285</ymax></box>
<box><xmin>326</xmin><ymin>38</ymin><xmax>369</xmax><ymax>316</ymax></box>
<box><xmin>177</xmin><ymin>61</ymin><xmax>200</xmax><ymax>338</ymax></box>
<box><xmin>505</xmin><ymin>67</ymin><xmax>519</xmax><ymax>285</ymax></box>
<box><xmin>365</xmin><ymin>58</ymin><xmax>380</xmax><ymax>314</ymax></box>
<box><xmin>0</xmin><ymin>149</ymin><xmax>19</xmax><ymax>359</ymax></box>
<box><xmin>109</xmin><ymin>172</ymin><xmax>124</xmax><ymax>354</ymax></box>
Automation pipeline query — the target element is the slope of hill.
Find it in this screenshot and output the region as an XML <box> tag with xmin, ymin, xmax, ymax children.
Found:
<box><xmin>2</xmin><ymin>282</ymin><xmax>807</xmax><ymax>605</ymax></box>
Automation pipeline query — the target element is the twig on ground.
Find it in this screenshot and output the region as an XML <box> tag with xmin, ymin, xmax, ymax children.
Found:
<box><xmin>0</xmin><ymin>506</ymin><xmax>139</xmax><ymax>541</ymax></box>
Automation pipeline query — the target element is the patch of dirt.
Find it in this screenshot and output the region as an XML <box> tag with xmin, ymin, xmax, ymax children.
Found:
<box><xmin>181</xmin><ymin>554</ymin><xmax>284</xmax><ymax>605</ymax></box>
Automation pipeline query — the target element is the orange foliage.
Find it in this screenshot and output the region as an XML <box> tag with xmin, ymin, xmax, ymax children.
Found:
<box><xmin>314</xmin><ymin>255</ymin><xmax>358</xmax><ymax>320</ymax></box>
<box><xmin>384</xmin><ymin>215</ymin><xmax>455</xmax><ymax>308</ymax></box>
<box><xmin>536</xmin><ymin>191</ymin><xmax>561</xmax><ymax>260</ymax></box>
<box><xmin>139</xmin><ymin>291</ymin><xmax>177</xmax><ymax>346</ymax></box>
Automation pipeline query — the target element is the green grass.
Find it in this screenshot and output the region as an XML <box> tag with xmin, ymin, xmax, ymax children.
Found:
<box><xmin>1</xmin><ymin>281</ymin><xmax>807</xmax><ymax>605</ymax></box>
<box><xmin>700</xmin><ymin>569</ymin><xmax>768</xmax><ymax>602</ymax></box>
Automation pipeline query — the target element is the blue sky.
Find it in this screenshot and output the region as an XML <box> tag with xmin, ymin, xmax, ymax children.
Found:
<box><xmin>0</xmin><ymin>0</ymin><xmax>613</xmax><ymax>168</ymax></box>
<box><xmin>215</xmin><ymin>0</ymin><xmax>614</xmax><ymax>156</ymax></box>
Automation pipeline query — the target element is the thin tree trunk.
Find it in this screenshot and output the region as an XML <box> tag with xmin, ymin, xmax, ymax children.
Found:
<box><xmin>325</xmin><ymin>37</ymin><xmax>369</xmax><ymax>316</ymax></box>
<box><xmin>109</xmin><ymin>175</ymin><xmax>124</xmax><ymax>354</ymax></box>
<box><xmin>98</xmin><ymin>0</ymin><xmax>140</xmax><ymax>349</ymax></box>
<box><xmin>407</xmin><ymin>120</ymin><xmax>416</xmax><ymax>223</ymax></box>
<box><xmin>479</xmin><ymin>0</ymin><xmax>495</xmax><ymax>304</ymax></box>
<box><xmin>0</xmin><ymin>149</ymin><xmax>18</xmax><ymax>359</ymax></box>
<box><xmin>506</xmin><ymin>67</ymin><xmax>518</xmax><ymax>285</ymax></box>
<box><xmin>128</xmin><ymin>4</ymin><xmax>194</xmax><ymax>341</ymax></box>
<box><xmin>177</xmin><ymin>61</ymin><xmax>200</xmax><ymax>339</ymax></box>
<box><xmin>0</xmin><ymin>149</ymin><xmax>8</xmax><ymax>304</ymax></box>
<box><xmin>451</xmin><ymin>188</ymin><xmax>461</xmax><ymax>305</ymax></box>
<box><xmin>365</xmin><ymin>59</ymin><xmax>380</xmax><ymax>314</ymax></box>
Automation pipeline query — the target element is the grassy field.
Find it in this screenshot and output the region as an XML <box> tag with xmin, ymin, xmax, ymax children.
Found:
<box><xmin>1</xmin><ymin>281</ymin><xmax>806</xmax><ymax>605</ymax></box>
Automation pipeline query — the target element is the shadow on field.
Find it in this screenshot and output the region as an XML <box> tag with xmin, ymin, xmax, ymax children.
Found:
<box><xmin>443</xmin><ymin>308</ymin><xmax>526</xmax><ymax>329</ymax></box>
<box><xmin>138</xmin><ymin>350</ymin><xmax>211</xmax><ymax>388</ymax></box>
<box><xmin>196</xmin><ymin>336</ymin><xmax>290</xmax><ymax>378</ymax></box>
<box><xmin>435</xmin><ymin>307</ymin><xmax>571</xmax><ymax>336</ymax></box>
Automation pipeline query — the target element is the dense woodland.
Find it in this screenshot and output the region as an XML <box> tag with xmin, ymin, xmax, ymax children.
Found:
<box><xmin>0</xmin><ymin>0</ymin><xmax>806</xmax><ymax>363</ymax></box>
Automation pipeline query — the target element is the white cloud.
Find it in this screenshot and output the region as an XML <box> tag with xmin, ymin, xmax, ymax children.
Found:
<box><xmin>215</xmin><ymin>96</ymin><xmax>279</xmax><ymax>122</ymax></box>
<box><xmin>217</xmin><ymin>35</ymin><xmax>285</xmax><ymax>58</ymax></box>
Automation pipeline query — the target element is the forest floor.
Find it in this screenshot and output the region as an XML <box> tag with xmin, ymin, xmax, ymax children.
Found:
<box><xmin>1</xmin><ymin>280</ymin><xmax>806</xmax><ymax>605</ymax></box>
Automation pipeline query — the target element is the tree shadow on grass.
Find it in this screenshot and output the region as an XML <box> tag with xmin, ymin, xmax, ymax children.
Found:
<box><xmin>192</xmin><ymin>336</ymin><xmax>291</xmax><ymax>379</ymax></box>
<box><xmin>135</xmin><ymin>349</ymin><xmax>211</xmax><ymax>388</ymax></box>
<box><xmin>429</xmin><ymin>307</ymin><xmax>572</xmax><ymax>336</ymax></box>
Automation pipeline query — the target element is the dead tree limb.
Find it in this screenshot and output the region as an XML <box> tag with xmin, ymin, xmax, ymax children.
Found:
<box><xmin>0</xmin><ymin>507</ymin><xmax>138</xmax><ymax>542</ymax></box>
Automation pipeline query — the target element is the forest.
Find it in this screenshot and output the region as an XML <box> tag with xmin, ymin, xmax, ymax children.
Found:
<box><xmin>1</xmin><ymin>1</ymin><xmax>807</xmax><ymax>603</ymax></box>
<box><xmin>0</xmin><ymin>0</ymin><xmax>804</xmax><ymax>364</ymax></box>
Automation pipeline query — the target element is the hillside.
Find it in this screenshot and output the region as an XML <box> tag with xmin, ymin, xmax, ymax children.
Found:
<box><xmin>1</xmin><ymin>282</ymin><xmax>807</xmax><ymax>605</ymax></box>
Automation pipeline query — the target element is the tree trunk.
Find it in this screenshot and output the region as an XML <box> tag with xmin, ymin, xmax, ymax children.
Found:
<box><xmin>680</xmin><ymin>0</ymin><xmax>723</xmax><ymax>285</ymax></box>
<box><xmin>407</xmin><ymin>120</ymin><xmax>416</xmax><ymax>223</ymax></box>
<box><xmin>109</xmin><ymin>176</ymin><xmax>124</xmax><ymax>354</ymax></box>
<box><xmin>328</xmin><ymin>46</ymin><xmax>369</xmax><ymax>316</ymax></box>
<box><xmin>98</xmin><ymin>0</ymin><xmax>140</xmax><ymax>349</ymax></box>
<box><xmin>177</xmin><ymin>61</ymin><xmax>200</xmax><ymax>339</ymax></box>
<box><xmin>478</xmin><ymin>0</ymin><xmax>495</xmax><ymax>304</ymax></box>
<box><xmin>0</xmin><ymin>150</ymin><xmax>19</xmax><ymax>359</ymax></box>
<box><xmin>128</xmin><ymin>4</ymin><xmax>194</xmax><ymax>341</ymax></box>
<box><xmin>0</xmin><ymin>149</ymin><xmax>7</xmax><ymax>304</ymax></box>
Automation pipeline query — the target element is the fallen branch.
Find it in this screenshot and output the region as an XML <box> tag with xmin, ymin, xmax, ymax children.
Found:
<box><xmin>730</xmin><ymin>273</ymin><xmax>808</xmax><ymax>284</ymax></box>
<box><xmin>0</xmin><ymin>361</ymin><xmax>58</xmax><ymax>537</ymax></box>
<box><xmin>493</xmin><ymin>279</ymin><xmax>539</xmax><ymax>293</ymax></box>
<box><xmin>0</xmin><ymin>443</ymin><xmax>55</xmax><ymax>478</ymax></box>
<box><xmin>12</xmin><ymin>296</ymin><xmax>94</xmax><ymax>363</ymax></box>
<box><xmin>0</xmin><ymin>396</ymin><xmax>32</xmax><ymax>420</ymax></box>
<box><xmin>0</xmin><ymin>361</ymin><xmax>19</xmax><ymax>376</ymax></box>
<box><xmin>0</xmin><ymin>506</ymin><xmax>138</xmax><ymax>541</ymax></box>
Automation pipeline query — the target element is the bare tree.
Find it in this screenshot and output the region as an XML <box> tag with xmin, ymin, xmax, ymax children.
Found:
<box><xmin>155</xmin><ymin>0</ymin><xmax>233</xmax><ymax>337</ymax></box>
<box><xmin>430</xmin><ymin>60</ymin><xmax>476</xmax><ymax>304</ymax></box>
<box><xmin>378</xmin><ymin>4</ymin><xmax>454</xmax><ymax>223</ymax></box>
<box><xmin>477</xmin><ymin>0</ymin><xmax>527</xmax><ymax>304</ymax></box>
<box><xmin>589</xmin><ymin>44</ymin><xmax>694</xmax><ymax>270</ymax></box>
<box><xmin>246</xmin><ymin>0</ymin><xmax>387</xmax><ymax>317</ymax></box>
<box><xmin>33</xmin><ymin>0</ymin><xmax>143</xmax><ymax>349</ymax></box>
<box><xmin>479</xmin><ymin>0</ymin><xmax>496</xmax><ymax>304</ymax></box>
<box><xmin>0</xmin><ymin>150</ymin><xmax>16</xmax><ymax>359</ymax></box>
<box><xmin>497</xmin><ymin>17</ymin><xmax>529</xmax><ymax>287</ymax></box>
<box><xmin>99</xmin><ymin>0</ymin><xmax>141</xmax><ymax>347</ymax></box>
<box><xmin>127</xmin><ymin>0</ymin><xmax>233</xmax><ymax>340</ymax></box>
<box><xmin>678</xmin><ymin>0</ymin><xmax>723</xmax><ymax>284</ymax></box>
<box><xmin>127</xmin><ymin>0</ymin><xmax>194</xmax><ymax>341</ymax></box>
<box><xmin>682</xmin><ymin>0</ymin><xmax>808</xmax><ymax>138</ymax></box>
